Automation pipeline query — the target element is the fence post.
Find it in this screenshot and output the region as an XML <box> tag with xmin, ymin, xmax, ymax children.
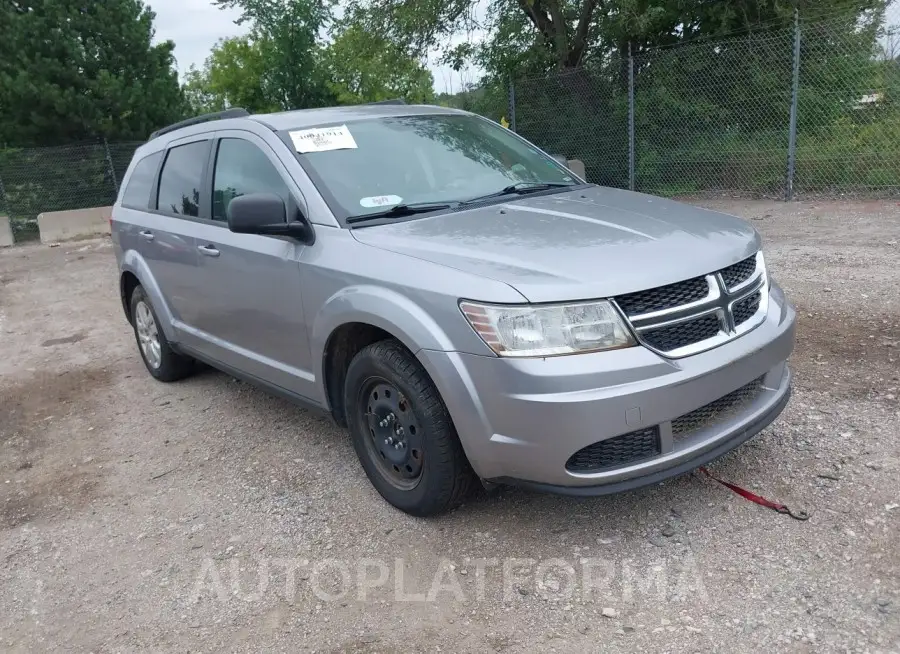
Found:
<box><xmin>785</xmin><ymin>10</ymin><xmax>801</xmax><ymax>201</ymax></box>
<box><xmin>508</xmin><ymin>75</ymin><xmax>517</xmax><ymax>132</ymax></box>
<box><xmin>628</xmin><ymin>42</ymin><xmax>636</xmax><ymax>192</ymax></box>
<box><xmin>104</xmin><ymin>138</ymin><xmax>119</xmax><ymax>194</ymax></box>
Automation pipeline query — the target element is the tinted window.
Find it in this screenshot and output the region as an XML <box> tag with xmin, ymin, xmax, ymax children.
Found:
<box><xmin>156</xmin><ymin>141</ymin><xmax>209</xmax><ymax>217</ymax></box>
<box><xmin>121</xmin><ymin>152</ymin><xmax>161</xmax><ymax>208</ymax></box>
<box><xmin>290</xmin><ymin>114</ymin><xmax>575</xmax><ymax>219</ymax></box>
<box><xmin>213</xmin><ymin>139</ymin><xmax>290</xmax><ymax>221</ymax></box>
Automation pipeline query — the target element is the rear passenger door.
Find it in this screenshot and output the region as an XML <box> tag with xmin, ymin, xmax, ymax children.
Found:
<box><xmin>133</xmin><ymin>137</ymin><xmax>212</xmax><ymax>334</ymax></box>
<box><xmin>186</xmin><ymin>131</ymin><xmax>315</xmax><ymax>399</ymax></box>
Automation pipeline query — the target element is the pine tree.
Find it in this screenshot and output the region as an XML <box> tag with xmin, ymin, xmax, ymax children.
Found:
<box><xmin>0</xmin><ymin>0</ymin><xmax>187</xmax><ymax>146</ymax></box>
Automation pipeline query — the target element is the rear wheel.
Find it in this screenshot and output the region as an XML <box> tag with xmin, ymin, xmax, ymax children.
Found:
<box><xmin>130</xmin><ymin>285</ymin><xmax>194</xmax><ymax>382</ymax></box>
<box><xmin>344</xmin><ymin>340</ymin><xmax>476</xmax><ymax>516</ymax></box>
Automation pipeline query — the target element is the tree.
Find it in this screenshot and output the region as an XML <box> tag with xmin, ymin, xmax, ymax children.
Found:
<box><xmin>183</xmin><ymin>34</ymin><xmax>282</xmax><ymax>114</ymax></box>
<box><xmin>188</xmin><ymin>1</ymin><xmax>436</xmax><ymax>114</ymax></box>
<box><xmin>0</xmin><ymin>0</ymin><xmax>186</xmax><ymax>147</ymax></box>
<box><xmin>323</xmin><ymin>23</ymin><xmax>435</xmax><ymax>104</ymax></box>
<box><xmin>213</xmin><ymin>0</ymin><xmax>335</xmax><ymax>110</ymax></box>
<box><xmin>344</xmin><ymin>0</ymin><xmax>889</xmax><ymax>79</ymax></box>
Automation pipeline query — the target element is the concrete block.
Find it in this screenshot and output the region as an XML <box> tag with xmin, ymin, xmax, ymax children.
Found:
<box><xmin>0</xmin><ymin>215</ymin><xmax>13</xmax><ymax>247</ymax></box>
<box><xmin>566</xmin><ymin>159</ymin><xmax>587</xmax><ymax>182</ymax></box>
<box><xmin>37</xmin><ymin>206</ymin><xmax>111</xmax><ymax>244</ymax></box>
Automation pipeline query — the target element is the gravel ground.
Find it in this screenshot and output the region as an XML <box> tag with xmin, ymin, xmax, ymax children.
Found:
<box><xmin>0</xmin><ymin>199</ymin><xmax>898</xmax><ymax>653</ymax></box>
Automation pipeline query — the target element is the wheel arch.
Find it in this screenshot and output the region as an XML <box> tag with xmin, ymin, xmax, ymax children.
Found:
<box><xmin>118</xmin><ymin>250</ymin><xmax>177</xmax><ymax>341</ymax></box>
<box><xmin>120</xmin><ymin>271</ymin><xmax>141</xmax><ymax>324</ymax></box>
<box><xmin>313</xmin><ymin>286</ymin><xmax>456</xmax><ymax>426</ymax></box>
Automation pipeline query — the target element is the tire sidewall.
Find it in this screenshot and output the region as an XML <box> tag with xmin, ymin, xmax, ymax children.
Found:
<box><xmin>129</xmin><ymin>286</ymin><xmax>185</xmax><ymax>381</ymax></box>
<box><xmin>344</xmin><ymin>347</ymin><xmax>452</xmax><ymax>515</ymax></box>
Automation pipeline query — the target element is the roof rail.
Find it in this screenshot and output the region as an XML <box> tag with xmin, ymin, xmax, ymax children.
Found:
<box><xmin>149</xmin><ymin>108</ymin><xmax>251</xmax><ymax>140</ymax></box>
<box><xmin>365</xmin><ymin>99</ymin><xmax>407</xmax><ymax>105</ymax></box>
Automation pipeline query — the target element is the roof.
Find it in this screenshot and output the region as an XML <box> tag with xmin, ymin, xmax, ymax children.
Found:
<box><xmin>250</xmin><ymin>103</ymin><xmax>467</xmax><ymax>131</ymax></box>
<box><xmin>149</xmin><ymin>108</ymin><xmax>250</xmax><ymax>140</ymax></box>
<box><xmin>133</xmin><ymin>103</ymin><xmax>470</xmax><ymax>159</ymax></box>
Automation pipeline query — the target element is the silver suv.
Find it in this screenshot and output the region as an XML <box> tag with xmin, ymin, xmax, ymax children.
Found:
<box><xmin>112</xmin><ymin>104</ymin><xmax>796</xmax><ymax>516</ymax></box>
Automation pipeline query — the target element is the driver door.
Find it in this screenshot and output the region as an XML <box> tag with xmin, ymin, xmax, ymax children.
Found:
<box><xmin>185</xmin><ymin>131</ymin><xmax>316</xmax><ymax>400</ymax></box>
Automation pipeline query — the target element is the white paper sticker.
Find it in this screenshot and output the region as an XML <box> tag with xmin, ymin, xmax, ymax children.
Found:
<box><xmin>289</xmin><ymin>124</ymin><xmax>358</xmax><ymax>153</ymax></box>
<box><xmin>360</xmin><ymin>195</ymin><xmax>403</xmax><ymax>208</ymax></box>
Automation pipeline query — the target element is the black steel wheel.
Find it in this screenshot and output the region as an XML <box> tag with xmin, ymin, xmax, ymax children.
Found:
<box><xmin>358</xmin><ymin>379</ymin><xmax>424</xmax><ymax>490</ymax></box>
<box><xmin>344</xmin><ymin>339</ymin><xmax>477</xmax><ymax>516</ymax></box>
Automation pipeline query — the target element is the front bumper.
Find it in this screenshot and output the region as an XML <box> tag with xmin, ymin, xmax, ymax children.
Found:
<box><xmin>418</xmin><ymin>282</ymin><xmax>796</xmax><ymax>493</ymax></box>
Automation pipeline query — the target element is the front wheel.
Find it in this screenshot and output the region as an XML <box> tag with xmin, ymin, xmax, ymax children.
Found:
<box><xmin>344</xmin><ymin>340</ymin><xmax>477</xmax><ymax>516</ymax></box>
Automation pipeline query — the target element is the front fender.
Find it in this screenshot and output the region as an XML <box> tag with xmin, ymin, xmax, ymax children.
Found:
<box><xmin>119</xmin><ymin>249</ymin><xmax>178</xmax><ymax>342</ymax></box>
<box><xmin>310</xmin><ymin>285</ymin><xmax>458</xmax><ymax>367</ymax></box>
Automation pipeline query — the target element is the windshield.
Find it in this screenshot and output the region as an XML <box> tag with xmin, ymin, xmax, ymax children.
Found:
<box><xmin>286</xmin><ymin>114</ymin><xmax>578</xmax><ymax>220</ymax></box>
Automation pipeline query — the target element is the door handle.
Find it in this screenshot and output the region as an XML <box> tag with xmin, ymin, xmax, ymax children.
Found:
<box><xmin>139</xmin><ymin>230</ymin><xmax>154</xmax><ymax>242</ymax></box>
<box><xmin>197</xmin><ymin>244</ymin><xmax>220</xmax><ymax>257</ymax></box>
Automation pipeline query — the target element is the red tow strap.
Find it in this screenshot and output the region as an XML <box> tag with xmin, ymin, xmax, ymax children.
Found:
<box><xmin>698</xmin><ymin>467</ymin><xmax>810</xmax><ymax>520</ymax></box>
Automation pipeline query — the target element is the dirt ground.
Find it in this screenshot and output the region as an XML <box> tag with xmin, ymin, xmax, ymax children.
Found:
<box><xmin>0</xmin><ymin>199</ymin><xmax>898</xmax><ymax>653</ymax></box>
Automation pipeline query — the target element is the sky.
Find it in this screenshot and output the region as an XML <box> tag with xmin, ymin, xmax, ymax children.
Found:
<box><xmin>150</xmin><ymin>0</ymin><xmax>247</xmax><ymax>74</ymax></box>
<box><xmin>148</xmin><ymin>0</ymin><xmax>478</xmax><ymax>94</ymax></box>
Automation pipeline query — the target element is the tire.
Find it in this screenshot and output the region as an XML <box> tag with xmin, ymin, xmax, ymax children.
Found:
<box><xmin>129</xmin><ymin>285</ymin><xmax>194</xmax><ymax>382</ymax></box>
<box><xmin>344</xmin><ymin>339</ymin><xmax>477</xmax><ymax>516</ymax></box>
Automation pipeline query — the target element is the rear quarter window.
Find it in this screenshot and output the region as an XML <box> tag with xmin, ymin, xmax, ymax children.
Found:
<box><xmin>121</xmin><ymin>152</ymin><xmax>162</xmax><ymax>209</ymax></box>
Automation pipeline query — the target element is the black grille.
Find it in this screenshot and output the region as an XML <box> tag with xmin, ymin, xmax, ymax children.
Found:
<box><xmin>672</xmin><ymin>377</ymin><xmax>765</xmax><ymax>437</ymax></box>
<box><xmin>641</xmin><ymin>313</ymin><xmax>721</xmax><ymax>352</ymax></box>
<box><xmin>733</xmin><ymin>292</ymin><xmax>761</xmax><ymax>326</ymax></box>
<box><xmin>720</xmin><ymin>256</ymin><xmax>757</xmax><ymax>289</ymax></box>
<box><xmin>615</xmin><ymin>276</ymin><xmax>709</xmax><ymax>316</ymax></box>
<box><xmin>566</xmin><ymin>427</ymin><xmax>660</xmax><ymax>472</ymax></box>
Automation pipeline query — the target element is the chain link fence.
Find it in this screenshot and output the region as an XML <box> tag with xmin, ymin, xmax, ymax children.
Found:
<box><xmin>516</xmin><ymin>59</ymin><xmax>631</xmax><ymax>190</ymax></box>
<box><xmin>514</xmin><ymin>5</ymin><xmax>900</xmax><ymax>200</ymax></box>
<box><xmin>3</xmin><ymin>7</ymin><xmax>899</xmax><ymax>244</ymax></box>
<box><xmin>794</xmin><ymin>12</ymin><xmax>900</xmax><ymax>195</ymax></box>
<box><xmin>0</xmin><ymin>140</ymin><xmax>141</xmax><ymax>242</ymax></box>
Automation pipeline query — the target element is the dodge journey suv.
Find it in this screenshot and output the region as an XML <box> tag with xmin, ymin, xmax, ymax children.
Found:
<box><xmin>112</xmin><ymin>103</ymin><xmax>796</xmax><ymax>516</ymax></box>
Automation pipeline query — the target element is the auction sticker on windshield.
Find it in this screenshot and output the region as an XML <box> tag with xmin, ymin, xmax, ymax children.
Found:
<box><xmin>290</xmin><ymin>125</ymin><xmax>358</xmax><ymax>153</ymax></box>
<box><xmin>360</xmin><ymin>195</ymin><xmax>403</xmax><ymax>208</ymax></box>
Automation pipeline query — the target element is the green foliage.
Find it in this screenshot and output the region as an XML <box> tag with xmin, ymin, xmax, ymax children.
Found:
<box><xmin>213</xmin><ymin>0</ymin><xmax>336</xmax><ymax>110</ymax></box>
<box><xmin>344</xmin><ymin>0</ymin><xmax>889</xmax><ymax>85</ymax></box>
<box><xmin>0</xmin><ymin>141</ymin><xmax>144</xmax><ymax>241</ymax></box>
<box><xmin>186</xmin><ymin>1</ymin><xmax>438</xmax><ymax>113</ymax></box>
<box><xmin>183</xmin><ymin>34</ymin><xmax>284</xmax><ymax>114</ymax></box>
<box><xmin>0</xmin><ymin>0</ymin><xmax>186</xmax><ymax>147</ymax></box>
<box><xmin>503</xmin><ymin>4</ymin><xmax>900</xmax><ymax>198</ymax></box>
<box><xmin>323</xmin><ymin>23</ymin><xmax>435</xmax><ymax>104</ymax></box>
<box><xmin>435</xmin><ymin>84</ymin><xmax>509</xmax><ymax>123</ymax></box>
<box><xmin>514</xmin><ymin>65</ymin><xmax>630</xmax><ymax>188</ymax></box>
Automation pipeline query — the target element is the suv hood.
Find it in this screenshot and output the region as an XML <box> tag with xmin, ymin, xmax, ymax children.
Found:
<box><xmin>351</xmin><ymin>186</ymin><xmax>761</xmax><ymax>303</ymax></box>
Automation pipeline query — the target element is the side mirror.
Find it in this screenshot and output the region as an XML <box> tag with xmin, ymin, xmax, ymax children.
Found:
<box><xmin>226</xmin><ymin>193</ymin><xmax>313</xmax><ymax>243</ymax></box>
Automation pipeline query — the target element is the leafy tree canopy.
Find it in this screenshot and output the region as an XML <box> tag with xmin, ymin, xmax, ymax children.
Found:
<box><xmin>343</xmin><ymin>0</ymin><xmax>890</xmax><ymax>79</ymax></box>
<box><xmin>186</xmin><ymin>0</ymin><xmax>436</xmax><ymax>114</ymax></box>
<box><xmin>213</xmin><ymin>0</ymin><xmax>336</xmax><ymax>110</ymax></box>
<box><xmin>183</xmin><ymin>33</ymin><xmax>284</xmax><ymax>114</ymax></box>
<box><xmin>0</xmin><ymin>0</ymin><xmax>186</xmax><ymax>146</ymax></box>
<box><xmin>323</xmin><ymin>22</ymin><xmax>435</xmax><ymax>105</ymax></box>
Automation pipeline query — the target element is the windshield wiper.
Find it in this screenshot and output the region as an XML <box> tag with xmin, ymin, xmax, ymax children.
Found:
<box><xmin>461</xmin><ymin>182</ymin><xmax>575</xmax><ymax>205</ymax></box>
<box><xmin>346</xmin><ymin>202</ymin><xmax>454</xmax><ymax>224</ymax></box>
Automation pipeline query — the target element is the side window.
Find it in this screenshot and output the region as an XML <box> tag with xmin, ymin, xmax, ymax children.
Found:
<box><xmin>121</xmin><ymin>151</ymin><xmax>162</xmax><ymax>208</ymax></box>
<box><xmin>156</xmin><ymin>141</ymin><xmax>209</xmax><ymax>217</ymax></box>
<box><xmin>213</xmin><ymin>138</ymin><xmax>290</xmax><ymax>222</ymax></box>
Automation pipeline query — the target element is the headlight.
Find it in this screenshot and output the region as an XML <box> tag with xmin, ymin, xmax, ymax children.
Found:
<box><xmin>460</xmin><ymin>300</ymin><xmax>636</xmax><ymax>357</ymax></box>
